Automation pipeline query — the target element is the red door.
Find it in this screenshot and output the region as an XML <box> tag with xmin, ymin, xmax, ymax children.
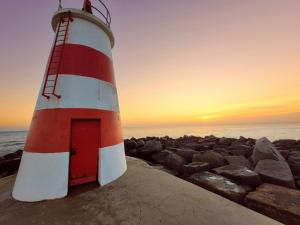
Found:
<box><xmin>70</xmin><ymin>119</ymin><xmax>100</xmax><ymax>186</ymax></box>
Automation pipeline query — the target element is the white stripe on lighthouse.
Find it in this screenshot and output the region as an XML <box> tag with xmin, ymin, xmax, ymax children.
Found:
<box><xmin>68</xmin><ymin>17</ymin><xmax>113</xmax><ymax>60</ymax></box>
<box><xmin>12</xmin><ymin>152</ymin><xmax>69</xmax><ymax>202</ymax></box>
<box><xmin>99</xmin><ymin>143</ymin><xmax>127</xmax><ymax>186</ymax></box>
<box><xmin>36</xmin><ymin>75</ymin><xmax>120</xmax><ymax>112</ymax></box>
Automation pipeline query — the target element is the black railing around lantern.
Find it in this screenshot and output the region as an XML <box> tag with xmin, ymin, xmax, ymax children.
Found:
<box><xmin>58</xmin><ymin>0</ymin><xmax>112</xmax><ymax>27</ymax></box>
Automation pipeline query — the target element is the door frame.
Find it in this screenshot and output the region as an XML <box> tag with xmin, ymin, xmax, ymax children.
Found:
<box><xmin>68</xmin><ymin>118</ymin><xmax>101</xmax><ymax>188</ymax></box>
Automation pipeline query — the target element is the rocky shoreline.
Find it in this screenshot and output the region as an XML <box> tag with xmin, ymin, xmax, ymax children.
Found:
<box><xmin>124</xmin><ymin>135</ymin><xmax>300</xmax><ymax>225</ymax></box>
<box><xmin>1</xmin><ymin>135</ymin><xmax>299</xmax><ymax>224</ymax></box>
<box><xmin>0</xmin><ymin>150</ymin><xmax>22</xmax><ymax>179</ymax></box>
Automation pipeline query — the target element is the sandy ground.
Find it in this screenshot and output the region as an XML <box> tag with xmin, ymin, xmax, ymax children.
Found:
<box><xmin>0</xmin><ymin>157</ymin><xmax>281</xmax><ymax>225</ymax></box>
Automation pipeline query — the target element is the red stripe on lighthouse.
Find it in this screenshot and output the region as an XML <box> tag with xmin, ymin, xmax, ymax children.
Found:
<box><xmin>49</xmin><ymin>44</ymin><xmax>115</xmax><ymax>85</ymax></box>
<box><xmin>25</xmin><ymin>108</ymin><xmax>123</xmax><ymax>153</ymax></box>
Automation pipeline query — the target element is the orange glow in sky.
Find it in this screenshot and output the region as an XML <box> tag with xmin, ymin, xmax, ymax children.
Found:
<box><xmin>0</xmin><ymin>0</ymin><xmax>300</xmax><ymax>130</ymax></box>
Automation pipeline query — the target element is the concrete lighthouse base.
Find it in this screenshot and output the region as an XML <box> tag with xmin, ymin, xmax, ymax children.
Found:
<box><xmin>0</xmin><ymin>157</ymin><xmax>281</xmax><ymax>225</ymax></box>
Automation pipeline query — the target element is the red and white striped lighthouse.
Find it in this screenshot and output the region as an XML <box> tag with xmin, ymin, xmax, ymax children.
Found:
<box><xmin>13</xmin><ymin>0</ymin><xmax>127</xmax><ymax>202</ymax></box>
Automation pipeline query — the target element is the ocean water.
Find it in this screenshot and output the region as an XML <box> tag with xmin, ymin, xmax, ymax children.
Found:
<box><xmin>0</xmin><ymin>123</ymin><xmax>299</xmax><ymax>156</ymax></box>
<box><xmin>0</xmin><ymin>131</ymin><xmax>28</xmax><ymax>157</ymax></box>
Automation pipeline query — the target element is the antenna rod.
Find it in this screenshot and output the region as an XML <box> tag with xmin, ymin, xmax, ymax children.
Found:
<box><xmin>58</xmin><ymin>0</ymin><xmax>62</xmax><ymax>10</ymax></box>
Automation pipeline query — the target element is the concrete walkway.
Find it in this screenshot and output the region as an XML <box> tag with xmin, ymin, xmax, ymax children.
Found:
<box><xmin>0</xmin><ymin>157</ymin><xmax>281</xmax><ymax>225</ymax></box>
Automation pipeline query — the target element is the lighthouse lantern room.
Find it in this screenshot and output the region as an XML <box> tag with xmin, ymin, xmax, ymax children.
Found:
<box><xmin>13</xmin><ymin>0</ymin><xmax>127</xmax><ymax>202</ymax></box>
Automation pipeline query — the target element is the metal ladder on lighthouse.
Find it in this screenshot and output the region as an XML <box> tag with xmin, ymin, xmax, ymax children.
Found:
<box><xmin>42</xmin><ymin>15</ymin><xmax>73</xmax><ymax>99</ymax></box>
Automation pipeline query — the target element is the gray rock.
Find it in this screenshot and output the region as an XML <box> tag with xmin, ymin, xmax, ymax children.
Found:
<box><xmin>0</xmin><ymin>150</ymin><xmax>22</xmax><ymax>178</ymax></box>
<box><xmin>136</xmin><ymin>139</ymin><xmax>145</xmax><ymax>148</ymax></box>
<box><xmin>144</xmin><ymin>140</ymin><xmax>162</xmax><ymax>151</ymax></box>
<box><xmin>126</xmin><ymin>148</ymin><xmax>138</xmax><ymax>157</ymax></box>
<box><xmin>288</xmin><ymin>151</ymin><xmax>300</xmax><ymax>176</ymax></box>
<box><xmin>0</xmin><ymin>158</ymin><xmax>21</xmax><ymax>176</ymax></box>
<box><xmin>201</xmin><ymin>135</ymin><xmax>219</xmax><ymax>142</ymax></box>
<box><xmin>224</xmin><ymin>155</ymin><xmax>253</xmax><ymax>169</ymax></box>
<box><xmin>152</xmin><ymin>150</ymin><xmax>187</xmax><ymax>171</ymax></box>
<box><xmin>137</xmin><ymin>140</ymin><xmax>163</xmax><ymax>158</ymax></box>
<box><xmin>296</xmin><ymin>180</ymin><xmax>300</xmax><ymax>190</ymax></box>
<box><xmin>193</xmin><ymin>151</ymin><xmax>227</xmax><ymax>168</ymax></box>
<box><xmin>228</xmin><ymin>143</ymin><xmax>252</xmax><ymax>157</ymax></box>
<box><xmin>124</xmin><ymin>139</ymin><xmax>137</xmax><ymax>151</ymax></box>
<box><xmin>181</xmin><ymin>162</ymin><xmax>210</xmax><ymax>174</ymax></box>
<box><xmin>279</xmin><ymin>150</ymin><xmax>290</xmax><ymax>160</ymax></box>
<box><xmin>273</xmin><ymin>139</ymin><xmax>297</xmax><ymax>149</ymax></box>
<box><xmin>167</xmin><ymin>147</ymin><xmax>199</xmax><ymax>162</ymax></box>
<box><xmin>2</xmin><ymin>150</ymin><xmax>22</xmax><ymax>160</ymax></box>
<box><xmin>182</xmin><ymin>142</ymin><xmax>214</xmax><ymax>151</ymax></box>
<box><xmin>255</xmin><ymin>159</ymin><xmax>296</xmax><ymax>189</ymax></box>
<box><xmin>188</xmin><ymin>172</ymin><xmax>252</xmax><ymax>203</ymax></box>
<box><xmin>245</xmin><ymin>183</ymin><xmax>300</xmax><ymax>225</ymax></box>
<box><xmin>213</xmin><ymin>165</ymin><xmax>262</xmax><ymax>187</ymax></box>
<box><xmin>251</xmin><ymin>137</ymin><xmax>285</xmax><ymax>165</ymax></box>
<box><xmin>218</xmin><ymin>137</ymin><xmax>234</xmax><ymax>146</ymax></box>
<box><xmin>213</xmin><ymin>146</ymin><xmax>230</xmax><ymax>156</ymax></box>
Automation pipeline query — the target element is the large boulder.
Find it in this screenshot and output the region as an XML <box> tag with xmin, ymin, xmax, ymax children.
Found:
<box><xmin>124</xmin><ymin>139</ymin><xmax>138</xmax><ymax>152</ymax></box>
<box><xmin>279</xmin><ymin>150</ymin><xmax>290</xmax><ymax>160</ymax></box>
<box><xmin>218</xmin><ymin>137</ymin><xmax>235</xmax><ymax>146</ymax></box>
<box><xmin>181</xmin><ymin>142</ymin><xmax>211</xmax><ymax>151</ymax></box>
<box><xmin>288</xmin><ymin>151</ymin><xmax>300</xmax><ymax>177</ymax></box>
<box><xmin>213</xmin><ymin>146</ymin><xmax>230</xmax><ymax>156</ymax></box>
<box><xmin>188</xmin><ymin>172</ymin><xmax>252</xmax><ymax>203</ymax></box>
<box><xmin>136</xmin><ymin>139</ymin><xmax>145</xmax><ymax>148</ymax></box>
<box><xmin>224</xmin><ymin>155</ymin><xmax>253</xmax><ymax>169</ymax></box>
<box><xmin>213</xmin><ymin>165</ymin><xmax>262</xmax><ymax>187</ymax></box>
<box><xmin>167</xmin><ymin>147</ymin><xmax>199</xmax><ymax>162</ymax></box>
<box><xmin>181</xmin><ymin>162</ymin><xmax>210</xmax><ymax>174</ymax></box>
<box><xmin>152</xmin><ymin>150</ymin><xmax>187</xmax><ymax>171</ymax></box>
<box><xmin>193</xmin><ymin>151</ymin><xmax>227</xmax><ymax>168</ymax></box>
<box><xmin>228</xmin><ymin>143</ymin><xmax>252</xmax><ymax>157</ymax></box>
<box><xmin>296</xmin><ymin>180</ymin><xmax>300</xmax><ymax>190</ymax></box>
<box><xmin>251</xmin><ymin>137</ymin><xmax>285</xmax><ymax>165</ymax></box>
<box><xmin>2</xmin><ymin>150</ymin><xmax>22</xmax><ymax>160</ymax></box>
<box><xmin>273</xmin><ymin>139</ymin><xmax>297</xmax><ymax>150</ymax></box>
<box><xmin>137</xmin><ymin>140</ymin><xmax>163</xmax><ymax>159</ymax></box>
<box><xmin>126</xmin><ymin>148</ymin><xmax>138</xmax><ymax>157</ymax></box>
<box><xmin>254</xmin><ymin>159</ymin><xmax>296</xmax><ymax>189</ymax></box>
<box><xmin>245</xmin><ymin>183</ymin><xmax>300</xmax><ymax>225</ymax></box>
<box><xmin>0</xmin><ymin>158</ymin><xmax>21</xmax><ymax>177</ymax></box>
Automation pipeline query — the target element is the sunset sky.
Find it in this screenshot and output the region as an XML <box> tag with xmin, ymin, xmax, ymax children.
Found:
<box><xmin>0</xmin><ymin>0</ymin><xmax>300</xmax><ymax>130</ymax></box>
